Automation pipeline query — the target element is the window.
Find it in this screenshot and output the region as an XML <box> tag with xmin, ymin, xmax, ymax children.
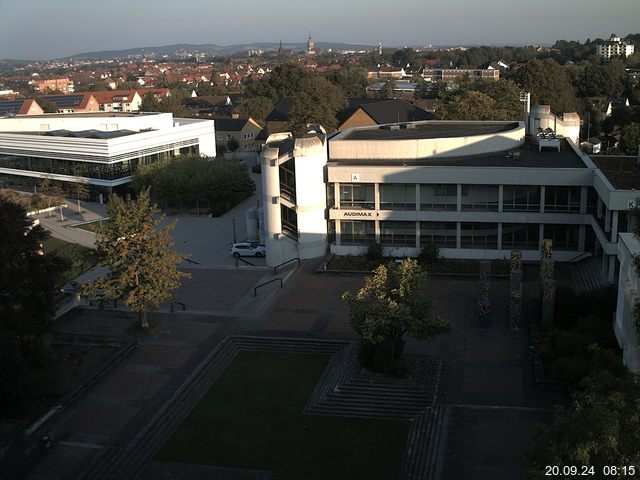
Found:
<box><xmin>544</xmin><ymin>186</ymin><xmax>580</xmax><ymax>212</ymax></box>
<box><xmin>420</xmin><ymin>184</ymin><xmax>457</xmax><ymax>211</ymax></box>
<box><xmin>340</xmin><ymin>183</ymin><xmax>374</xmax><ymax>209</ymax></box>
<box><xmin>502</xmin><ymin>223</ymin><xmax>539</xmax><ymax>249</ymax></box>
<box><xmin>420</xmin><ymin>222</ymin><xmax>456</xmax><ymax>248</ymax></box>
<box><xmin>226</xmin><ymin>134</ymin><xmax>232</xmax><ymax>140</ymax></box>
<box><xmin>380</xmin><ymin>221</ymin><xmax>415</xmax><ymax>247</ymax></box>
<box><xmin>279</xmin><ymin>159</ymin><xmax>296</xmax><ymax>202</ymax></box>
<box><xmin>503</xmin><ymin>186</ymin><xmax>540</xmax><ymax>212</ymax></box>
<box><xmin>281</xmin><ymin>205</ymin><xmax>297</xmax><ymax>240</ymax></box>
<box><xmin>341</xmin><ymin>220</ymin><xmax>375</xmax><ymax>245</ymax></box>
<box><xmin>543</xmin><ymin>224</ymin><xmax>579</xmax><ymax>251</ymax></box>
<box><xmin>461</xmin><ymin>185</ymin><xmax>499</xmax><ymax>211</ymax></box>
<box><xmin>461</xmin><ymin>223</ymin><xmax>498</xmax><ymax>249</ymax></box>
<box><xmin>380</xmin><ymin>184</ymin><xmax>415</xmax><ymax>210</ymax></box>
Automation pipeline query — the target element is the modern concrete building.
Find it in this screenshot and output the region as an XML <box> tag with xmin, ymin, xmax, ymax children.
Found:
<box><xmin>615</xmin><ymin>232</ymin><xmax>640</xmax><ymax>373</ymax></box>
<box><xmin>597</xmin><ymin>34</ymin><xmax>635</xmax><ymax>59</ymax></box>
<box><xmin>0</xmin><ymin>112</ymin><xmax>215</xmax><ymax>198</ymax></box>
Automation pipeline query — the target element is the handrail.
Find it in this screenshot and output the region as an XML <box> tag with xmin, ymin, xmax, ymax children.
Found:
<box><xmin>182</xmin><ymin>257</ymin><xmax>200</xmax><ymax>265</ymax></box>
<box><xmin>235</xmin><ymin>257</ymin><xmax>256</xmax><ymax>267</ymax></box>
<box><xmin>569</xmin><ymin>251</ymin><xmax>592</xmax><ymax>263</ymax></box>
<box><xmin>273</xmin><ymin>257</ymin><xmax>300</xmax><ymax>274</ymax></box>
<box><xmin>254</xmin><ymin>278</ymin><xmax>283</xmax><ymax>296</ymax></box>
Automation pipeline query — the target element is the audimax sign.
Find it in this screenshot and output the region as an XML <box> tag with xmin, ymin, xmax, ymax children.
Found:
<box><xmin>342</xmin><ymin>211</ymin><xmax>380</xmax><ymax>217</ymax></box>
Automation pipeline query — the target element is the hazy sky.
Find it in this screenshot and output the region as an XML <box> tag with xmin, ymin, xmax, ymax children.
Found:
<box><xmin>1</xmin><ymin>0</ymin><xmax>638</xmax><ymax>60</ymax></box>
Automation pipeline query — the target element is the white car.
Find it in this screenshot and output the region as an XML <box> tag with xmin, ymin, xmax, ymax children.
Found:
<box><xmin>230</xmin><ymin>242</ymin><xmax>266</xmax><ymax>258</ymax></box>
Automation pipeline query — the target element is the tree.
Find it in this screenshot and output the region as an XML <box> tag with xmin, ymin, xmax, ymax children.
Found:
<box><xmin>0</xmin><ymin>201</ymin><xmax>62</xmax><ymax>413</ymax></box>
<box><xmin>227</xmin><ymin>136</ymin><xmax>240</xmax><ymax>152</ymax></box>
<box><xmin>619</xmin><ymin>123</ymin><xmax>640</xmax><ymax>155</ymax></box>
<box><xmin>436</xmin><ymin>79</ymin><xmax>524</xmax><ymax>121</ymax></box>
<box><xmin>341</xmin><ymin>259</ymin><xmax>450</xmax><ymax>373</ymax></box>
<box><xmin>516</xmin><ymin>58</ymin><xmax>579</xmax><ymax>114</ymax></box>
<box><xmin>288</xmin><ymin>75</ymin><xmax>347</xmax><ymax>135</ymax></box>
<box><xmin>82</xmin><ymin>189</ymin><xmax>189</xmax><ymax>329</ymax></box>
<box><xmin>236</xmin><ymin>96</ymin><xmax>273</xmax><ymax>126</ymax></box>
<box><xmin>326</xmin><ymin>64</ymin><xmax>369</xmax><ymax>98</ymax></box>
<box><xmin>139</xmin><ymin>92</ymin><xmax>161</xmax><ymax>112</ymax></box>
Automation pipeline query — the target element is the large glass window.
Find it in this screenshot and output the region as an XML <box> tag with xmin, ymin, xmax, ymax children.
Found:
<box><xmin>279</xmin><ymin>159</ymin><xmax>296</xmax><ymax>203</ymax></box>
<box><xmin>281</xmin><ymin>205</ymin><xmax>298</xmax><ymax>240</ymax></box>
<box><xmin>380</xmin><ymin>221</ymin><xmax>416</xmax><ymax>247</ymax></box>
<box><xmin>544</xmin><ymin>186</ymin><xmax>581</xmax><ymax>212</ymax></box>
<box><xmin>461</xmin><ymin>185</ymin><xmax>499</xmax><ymax>211</ymax></box>
<box><xmin>326</xmin><ymin>183</ymin><xmax>335</xmax><ymax>209</ymax></box>
<box><xmin>502</xmin><ymin>223</ymin><xmax>539</xmax><ymax>250</ymax></box>
<box><xmin>543</xmin><ymin>224</ymin><xmax>579</xmax><ymax>251</ymax></box>
<box><xmin>420</xmin><ymin>184</ymin><xmax>457</xmax><ymax>211</ymax></box>
<box><xmin>340</xmin><ymin>220</ymin><xmax>375</xmax><ymax>245</ymax></box>
<box><xmin>380</xmin><ymin>184</ymin><xmax>416</xmax><ymax>210</ymax></box>
<box><xmin>340</xmin><ymin>183</ymin><xmax>374</xmax><ymax>209</ymax></box>
<box><xmin>460</xmin><ymin>223</ymin><xmax>498</xmax><ymax>249</ymax></box>
<box><xmin>420</xmin><ymin>222</ymin><xmax>457</xmax><ymax>248</ymax></box>
<box><xmin>502</xmin><ymin>186</ymin><xmax>541</xmax><ymax>212</ymax></box>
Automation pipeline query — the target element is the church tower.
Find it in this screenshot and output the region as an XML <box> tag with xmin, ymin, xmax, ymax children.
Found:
<box><xmin>307</xmin><ymin>32</ymin><xmax>315</xmax><ymax>55</ymax></box>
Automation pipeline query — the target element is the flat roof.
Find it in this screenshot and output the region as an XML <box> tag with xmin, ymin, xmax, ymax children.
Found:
<box><xmin>329</xmin><ymin>139</ymin><xmax>587</xmax><ymax>169</ymax></box>
<box><xmin>592</xmin><ymin>156</ymin><xmax>640</xmax><ymax>189</ymax></box>
<box><xmin>342</xmin><ymin>121</ymin><xmax>519</xmax><ymax>141</ymax></box>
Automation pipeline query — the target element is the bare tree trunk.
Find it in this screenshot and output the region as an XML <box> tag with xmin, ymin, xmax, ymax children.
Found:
<box><xmin>139</xmin><ymin>309</ymin><xmax>149</xmax><ymax>329</ymax></box>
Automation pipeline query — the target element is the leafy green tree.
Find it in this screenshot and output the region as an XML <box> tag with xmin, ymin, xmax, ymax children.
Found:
<box><xmin>438</xmin><ymin>79</ymin><xmax>524</xmax><ymax>121</ymax></box>
<box><xmin>0</xmin><ymin>201</ymin><xmax>61</xmax><ymax>413</ymax></box>
<box><xmin>619</xmin><ymin>123</ymin><xmax>640</xmax><ymax>155</ymax></box>
<box><xmin>82</xmin><ymin>189</ymin><xmax>189</xmax><ymax>329</ymax></box>
<box><xmin>327</xmin><ymin>64</ymin><xmax>369</xmax><ymax>98</ymax></box>
<box><xmin>288</xmin><ymin>75</ymin><xmax>347</xmax><ymax>134</ymax></box>
<box><xmin>516</xmin><ymin>58</ymin><xmax>579</xmax><ymax>113</ymax></box>
<box><xmin>436</xmin><ymin>91</ymin><xmax>503</xmax><ymax>121</ymax></box>
<box><xmin>392</xmin><ymin>48</ymin><xmax>419</xmax><ymax>69</ymax></box>
<box><xmin>245</xmin><ymin>63</ymin><xmax>311</xmax><ymax>102</ymax></box>
<box><xmin>342</xmin><ymin>258</ymin><xmax>450</xmax><ymax>373</ymax></box>
<box><xmin>227</xmin><ymin>136</ymin><xmax>240</xmax><ymax>152</ymax></box>
<box><xmin>139</xmin><ymin>92</ymin><xmax>161</xmax><ymax>112</ymax></box>
<box><xmin>237</xmin><ymin>96</ymin><xmax>273</xmax><ymax>126</ymax></box>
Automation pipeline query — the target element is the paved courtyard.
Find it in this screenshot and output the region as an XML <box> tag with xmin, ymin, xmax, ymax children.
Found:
<box><xmin>10</xmin><ymin>259</ymin><xmax>564</xmax><ymax>480</ymax></box>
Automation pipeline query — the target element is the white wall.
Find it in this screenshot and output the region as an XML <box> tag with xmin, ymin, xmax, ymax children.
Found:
<box><xmin>615</xmin><ymin>233</ymin><xmax>640</xmax><ymax>373</ymax></box>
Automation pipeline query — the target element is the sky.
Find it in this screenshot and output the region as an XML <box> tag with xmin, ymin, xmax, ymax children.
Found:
<box><xmin>0</xmin><ymin>0</ymin><xmax>638</xmax><ymax>60</ymax></box>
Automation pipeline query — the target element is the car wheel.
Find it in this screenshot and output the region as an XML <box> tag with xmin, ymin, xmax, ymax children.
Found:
<box><xmin>255</xmin><ymin>252</ymin><xmax>263</xmax><ymax>258</ymax></box>
<box><xmin>233</xmin><ymin>252</ymin><xmax>240</xmax><ymax>258</ymax></box>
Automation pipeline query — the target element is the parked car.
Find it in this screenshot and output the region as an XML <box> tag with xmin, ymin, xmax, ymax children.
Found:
<box><xmin>230</xmin><ymin>242</ymin><xmax>266</xmax><ymax>258</ymax></box>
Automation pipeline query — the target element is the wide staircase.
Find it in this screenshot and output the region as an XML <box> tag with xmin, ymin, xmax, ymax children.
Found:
<box><xmin>569</xmin><ymin>256</ymin><xmax>610</xmax><ymax>293</ymax></box>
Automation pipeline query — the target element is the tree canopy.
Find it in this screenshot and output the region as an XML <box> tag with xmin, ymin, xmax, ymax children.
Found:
<box><xmin>515</xmin><ymin>58</ymin><xmax>579</xmax><ymax>114</ymax></box>
<box><xmin>436</xmin><ymin>79</ymin><xmax>524</xmax><ymax>121</ymax></box>
<box><xmin>82</xmin><ymin>189</ymin><xmax>189</xmax><ymax>328</ymax></box>
<box><xmin>288</xmin><ymin>75</ymin><xmax>347</xmax><ymax>135</ymax></box>
<box><xmin>619</xmin><ymin>123</ymin><xmax>640</xmax><ymax>155</ymax></box>
<box><xmin>342</xmin><ymin>258</ymin><xmax>450</xmax><ymax>373</ymax></box>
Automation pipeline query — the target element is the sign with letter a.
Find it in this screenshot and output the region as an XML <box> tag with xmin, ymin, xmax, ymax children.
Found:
<box><xmin>351</xmin><ymin>173</ymin><xmax>360</xmax><ymax>182</ymax></box>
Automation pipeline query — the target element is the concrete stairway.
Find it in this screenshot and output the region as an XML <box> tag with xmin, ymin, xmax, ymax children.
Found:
<box><xmin>569</xmin><ymin>257</ymin><xmax>609</xmax><ymax>293</ymax></box>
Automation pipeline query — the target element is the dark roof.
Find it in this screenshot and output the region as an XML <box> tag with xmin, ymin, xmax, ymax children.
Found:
<box><xmin>358</xmin><ymin>100</ymin><xmax>433</xmax><ymax>124</ymax></box>
<box><xmin>0</xmin><ymin>99</ymin><xmax>29</xmax><ymax>116</ymax></box>
<box><xmin>344</xmin><ymin>121</ymin><xmax>517</xmax><ymax>141</ymax></box>
<box><xmin>41</xmin><ymin>94</ymin><xmax>86</xmax><ymax>109</ymax></box>
<box><xmin>45</xmin><ymin>129</ymin><xmax>136</xmax><ymax>139</ymax></box>
<box><xmin>592</xmin><ymin>156</ymin><xmax>640</xmax><ymax>190</ymax></box>
<box><xmin>213</xmin><ymin>117</ymin><xmax>249</xmax><ymax>132</ymax></box>
<box><xmin>183</xmin><ymin>96</ymin><xmax>230</xmax><ymax>108</ymax></box>
<box><xmin>266</xmin><ymin>97</ymin><xmax>293</xmax><ymax>122</ymax></box>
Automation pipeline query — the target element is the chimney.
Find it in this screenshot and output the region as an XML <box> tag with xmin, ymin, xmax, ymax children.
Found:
<box><xmin>231</xmin><ymin>112</ymin><xmax>239</xmax><ymax>119</ymax></box>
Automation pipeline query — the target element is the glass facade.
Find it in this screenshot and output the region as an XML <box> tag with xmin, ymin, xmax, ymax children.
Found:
<box><xmin>340</xmin><ymin>183</ymin><xmax>374</xmax><ymax>209</ymax></box>
<box><xmin>544</xmin><ymin>186</ymin><xmax>581</xmax><ymax>212</ymax></box>
<box><xmin>279</xmin><ymin>158</ymin><xmax>296</xmax><ymax>203</ymax></box>
<box><xmin>281</xmin><ymin>205</ymin><xmax>298</xmax><ymax>240</ymax></box>
<box><xmin>380</xmin><ymin>221</ymin><xmax>416</xmax><ymax>247</ymax></box>
<box><xmin>420</xmin><ymin>222</ymin><xmax>457</xmax><ymax>248</ymax></box>
<box><xmin>543</xmin><ymin>224</ymin><xmax>579</xmax><ymax>250</ymax></box>
<box><xmin>503</xmin><ymin>186</ymin><xmax>541</xmax><ymax>212</ymax></box>
<box><xmin>340</xmin><ymin>220</ymin><xmax>375</xmax><ymax>245</ymax></box>
<box><xmin>380</xmin><ymin>184</ymin><xmax>415</xmax><ymax>210</ymax></box>
<box><xmin>502</xmin><ymin>223</ymin><xmax>539</xmax><ymax>249</ymax></box>
<box><xmin>0</xmin><ymin>145</ymin><xmax>198</xmax><ymax>181</ymax></box>
<box><xmin>420</xmin><ymin>184</ymin><xmax>457</xmax><ymax>211</ymax></box>
<box><xmin>461</xmin><ymin>223</ymin><xmax>499</xmax><ymax>249</ymax></box>
<box><xmin>461</xmin><ymin>185</ymin><xmax>499</xmax><ymax>211</ymax></box>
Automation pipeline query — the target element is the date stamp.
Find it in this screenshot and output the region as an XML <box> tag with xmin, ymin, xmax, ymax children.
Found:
<box><xmin>545</xmin><ymin>465</ymin><xmax>637</xmax><ymax>477</ymax></box>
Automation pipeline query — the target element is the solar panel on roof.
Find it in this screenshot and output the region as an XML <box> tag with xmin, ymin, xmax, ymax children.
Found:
<box><xmin>0</xmin><ymin>100</ymin><xmax>25</xmax><ymax>115</ymax></box>
<box><xmin>42</xmin><ymin>95</ymin><xmax>83</xmax><ymax>109</ymax></box>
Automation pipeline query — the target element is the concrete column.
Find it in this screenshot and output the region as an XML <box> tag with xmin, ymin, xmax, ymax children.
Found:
<box><xmin>578</xmin><ymin>225</ymin><xmax>586</xmax><ymax>251</ymax></box>
<box><xmin>602</xmin><ymin>252</ymin><xmax>607</xmax><ymax>274</ymax></box>
<box><xmin>608</xmin><ymin>255</ymin><xmax>616</xmax><ymax>283</ymax></box>
<box><xmin>605</xmin><ymin>207</ymin><xmax>611</xmax><ymax>233</ymax></box>
<box><xmin>334</xmin><ymin>182</ymin><xmax>341</xmax><ymax>209</ymax></box>
<box><xmin>579</xmin><ymin>186</ymin><xmax>588</xmax><ymax>214</ymax></box>
<box><xmin>335</xmin><ymin>219</ymin><xmax>341</xmax><ymax>246</ymax></box>
<box><xmin>597</xmin><ymin>197</ymin><xmax>603</xmax><ymax>219</ymax></box>
<box><xmin>539</xmin><ymin>185</ymin><xmax>545</xmax><ymax>213</ymax></box>
<box><xmin>375</xmin><ymin>220</ymin><xmax>380</xmax><ymax>243</ymax></box>
<box><xmin>538</xmin><ymin>224</ymin><xmax>545</xmax><ymax>257</ymax></box>
<box><xmin>497</xmin><ymin>223</ymin><xmax>503</xmax><ymax>250</ymax></box>
<box><xmin>456</xmin><ymin>184</ymin><xmax>462</xmax><ymax>212</ymax></box>
<box><xmin>415</xmin><ymin>221</ymin><xmax>420</xmax><ymax>249</ymax></box>
<box><xmin>374</xmin><ymin>183</ymin><xmax>380</xmax><ymax>211</ymax></box>
<box><xmin>611</xmin><ymin>211</ymin><xmax>619</xmax><ymax>242</ymax></box>
<box><xmin>456</xmin><ymin>222</ymin><xmax>461</xmax><ymax>249</ymax></box>
<box><xmin>498</xmin><ymin>185</ymin><xmax>504</xmax><ymax>213</ymax></box>
<box><xmin>415</xmin><ymin>184</ymin><xmax>420</xmax><ymax>212</ymax></box>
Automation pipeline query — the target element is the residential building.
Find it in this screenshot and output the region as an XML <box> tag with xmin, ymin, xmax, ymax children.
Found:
<box><xmin>75</xmin><ymin>90</ymin><xmax>143</xmax><ymax>112</ymax></box>
<box><xmin>36</xmin><ymin>78</ymin><xmax>75</xmax><ymax>93</ymax></box>
<box><xmin>0</xmin><ymin>112</ymin><xmax>215</xmax><ymax>199</ymax></box>
<box><xmin>338</xmin><ymin>99</ymin><xmax>433</xmax><ymax>131</ymax></box>
<box><xmin>367</xmin><ymin>67</ymin><xmax>407</xmax><ymax>79</ymax></box>
<box><xmin>40</xmin><ymin>93</ymin><xmax>100</xmax><ymax>113</ymax></box>
<box><xmin>421</xmin><ymin>68</ymin><xmax>499</xmax><ymax>82</ymax></box>
<box><xmin>0</xmin><ymin>98</ymin><xmax>44</xmax><ymax>116</ymax></box>
<box><xmin>214</xmin><ymin>116</ymin><xmax>263</xmax><ymax>152</ymax></box>
<box><xmin>183</xmin><ymin>95</ymin><xmax>233</xmax><ymax>117</ymax></box>
<box><xmin>597</xmin><ymin>34</ymin><xmax>635</xmax><ymax>59</ymax></box>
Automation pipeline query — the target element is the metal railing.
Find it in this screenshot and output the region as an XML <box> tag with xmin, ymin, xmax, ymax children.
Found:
<box><xmin>273</xmin><ymin>257</ymin><xmax>300</xmax><ymax>274</ymax></box>
<box><xmin>254</xmin><ymin>278</ymin><xmax>283</xmax><ymax>296</ymax></box>
<box><xmin>182</xmin><ymin>257</ymin><xmax>200</xmax><ymax>265</ymax></box>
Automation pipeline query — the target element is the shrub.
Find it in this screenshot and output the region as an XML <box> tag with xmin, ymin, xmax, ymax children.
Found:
<box><xmin>418</xmin><ymin>244</ymin><xmax>439</xmax><ymax>266</ymax></box>
<box><xmin>366</xmin><ymin>242</ymin><xmax>384</xmax><ymax>263</ymax></box>
<box><xmin>251</xmin><ymin>164</ymin><xmax>262</xmax><ymax>174</ymax></box>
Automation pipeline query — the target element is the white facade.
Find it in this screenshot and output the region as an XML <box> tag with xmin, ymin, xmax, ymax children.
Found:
<box><xmin>615</xmin><ymin>233</ymin><xmax>640</xmax><ymax>372</ymax></box>
<box><xmin>0</xmin><ymin>113</ymin><xmax>216</xmax><ymax>187</ymax></box>
<box><xmin>597</xmin><ymin>35</ymin><xmax>635</xmax><ymax>59</ymax></box>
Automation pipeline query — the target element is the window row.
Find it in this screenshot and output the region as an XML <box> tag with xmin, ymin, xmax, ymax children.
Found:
<box><xmin>333</xmin><ymin>183</ymin><xmax>583</xmax><ymax>213</ymax></box>
<box><xmin>339</xmin><ymin>221</ymin><xmax>580</xmax><ymax>250</ymax></box>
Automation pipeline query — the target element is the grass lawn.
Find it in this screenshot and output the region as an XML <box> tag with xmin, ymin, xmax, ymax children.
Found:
<box><xmin>42</xmin><ymin>237</ymin><xmax>98</xmax><ymax>286</ymax></box>
<box><xmin>73</xmin><ymin>218</ymin><xmax>110</xmax><ymax>232</ymax></box>
<box><xmin>157</xmin><ymin>351</ymin><xmax>409</xmax><ymax>480</ymax></box>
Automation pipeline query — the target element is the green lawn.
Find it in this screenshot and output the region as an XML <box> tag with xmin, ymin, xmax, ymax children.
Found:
<box><xmin>42</xmin><ymin>237</ymin><xmax>98</xmax><ymax>287</ymax></box>
<box><xmin>157</xmin><ymin>351</ymin><xmax>409</xmax><ymax>480</ymax></box>
<box><xmin>73</xmin><ymin>219</ymin><xmax>110</xmax><ymax>232</ymax></box>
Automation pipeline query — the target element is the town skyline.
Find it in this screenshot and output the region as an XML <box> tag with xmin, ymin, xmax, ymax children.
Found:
<box><xmin>1</xmin><ymin>0</ymin><xmax>638</xmax><ymax>60</ymax></box>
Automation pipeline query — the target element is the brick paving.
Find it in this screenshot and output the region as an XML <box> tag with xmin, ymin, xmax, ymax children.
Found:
<box><xmin>14</xmin><ymin>261</ymin><xmax>566</xmax><ymax>480</ymax></box>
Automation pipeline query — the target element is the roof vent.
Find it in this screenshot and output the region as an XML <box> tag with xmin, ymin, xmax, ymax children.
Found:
<box><xmin>381</xmin><ymin>124</ymin><xmax>400</xmax><ymax>131</ymax></box>
<box><xmin>401</xmin><ymin>123</ymin><xmax>416</xmax><ymax>129</ymax></box>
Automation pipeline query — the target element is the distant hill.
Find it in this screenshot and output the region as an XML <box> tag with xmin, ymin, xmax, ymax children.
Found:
<box><xmin>65</xmin><ymin>42</ymin><xmax>377</xmax><ymax>60</ymax></box>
